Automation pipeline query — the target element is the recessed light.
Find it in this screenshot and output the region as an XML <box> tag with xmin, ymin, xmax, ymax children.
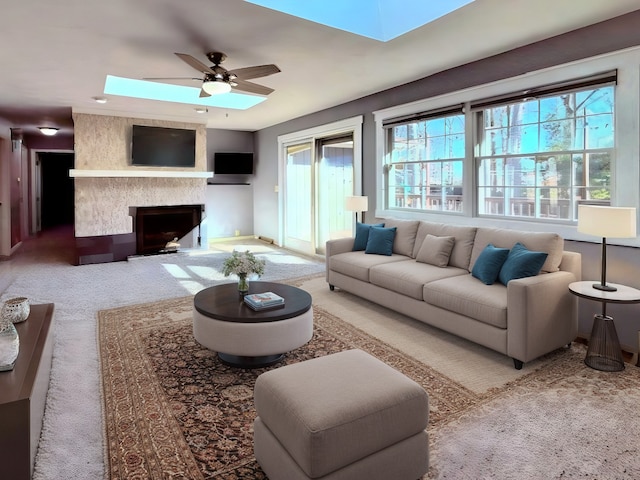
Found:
<box><xmin>38</xmin><ymin>127</ymin><xmax>59</xmax><ymax>136</ymax></box>
<box><xmin>93</xmin><ymin>96</ymin><xmax>108</xmax><ymax>104</ymax></box>
<box><xmin>194</xmin><ymin>107</ymin><xmax>208</xmax><ymax>114</ymax></box>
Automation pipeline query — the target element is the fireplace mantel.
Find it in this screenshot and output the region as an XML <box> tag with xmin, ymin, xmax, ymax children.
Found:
<box><xmin>69</xmin><ymin>169</ymin><xmax>213</xmax><ymax>179</ymax></box>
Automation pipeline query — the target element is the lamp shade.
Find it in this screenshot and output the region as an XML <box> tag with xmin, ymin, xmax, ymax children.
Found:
<box><xmin>202</xmin><ymin>80</ymin><xmax>232</xmax><ymax>95</ymax></box>
<box><xmin>577</xmin><ymin>205</ymin><xmax>636</xmax><ymax>238</ymax></box>
<box><xmin>345</xmin><ymin>196</ymin><xmax>368</xmax><ymax>212</ymax></box>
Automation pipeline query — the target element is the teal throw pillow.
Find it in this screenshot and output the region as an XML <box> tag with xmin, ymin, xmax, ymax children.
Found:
<box><xmin>498</xmin><ymin>242</ymin><xmax>548</xmax><ymax>285</ymax></box>
<box><xmin>365</xmin><ymin>226</ymin><xmax>397</xmax><ymax>256</ymax></box>
<box><xmin>353</xmin><ymin>222</ymin><xmax>385</xmax><ymax>251</ymax></box>
<box><xmin>471</xmin><ymin>244</ymin><xmax>510</xmax><ymax>285</ymax></box>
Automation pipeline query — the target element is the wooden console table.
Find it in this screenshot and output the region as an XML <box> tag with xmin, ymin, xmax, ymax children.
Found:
<box><xmin>0</xmin><ymin>304</ymin><xmax>55</xmax><ymax>480</ymax></box>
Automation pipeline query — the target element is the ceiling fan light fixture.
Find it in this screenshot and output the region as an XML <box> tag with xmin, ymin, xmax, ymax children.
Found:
<box><xmin>202</xmin><ymin>79</ymin><xmax>232</xmax><ymax>95</ymax></box>
<box><xmin>38</xmin><ymin>127</ymin><xmax>59</xmax><ymax>136</ymax></box>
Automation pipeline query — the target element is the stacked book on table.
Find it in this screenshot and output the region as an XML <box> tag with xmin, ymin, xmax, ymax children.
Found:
<box><xmin>244</xmin><ymin>292</ymin><xmax>285</xmax><ymax>311</ymax></box>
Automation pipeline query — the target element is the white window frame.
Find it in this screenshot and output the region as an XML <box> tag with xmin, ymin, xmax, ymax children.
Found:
<box><xmin>373</xmin><ymin>46</ymin><xmax>640</xmax><ymax>246</ymax></box>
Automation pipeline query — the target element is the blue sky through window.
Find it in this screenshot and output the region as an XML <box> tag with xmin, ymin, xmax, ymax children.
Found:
<box><xmin>245</xmin><ymin>0</ymin><xmax>475</xmax><ymax>41</ymax></box>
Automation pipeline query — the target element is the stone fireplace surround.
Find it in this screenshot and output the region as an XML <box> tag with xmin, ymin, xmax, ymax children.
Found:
<box><xmin>75</xmin><ymin>204</ymin><xmax>204</xmax><ymax>265</ymax></box>
<box><xmin>71</xmin><ymin>113</ymin><xmax>209</xmax><ymax>265</ymax></box>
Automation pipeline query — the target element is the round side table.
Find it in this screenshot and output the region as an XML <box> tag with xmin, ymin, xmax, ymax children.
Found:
<box><xmin>569</xmin><ymin>281</ymin><xmax>640</xmax><ymax>372</ymax></box>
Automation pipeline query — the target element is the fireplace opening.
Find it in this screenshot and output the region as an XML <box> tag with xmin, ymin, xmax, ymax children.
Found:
<box><xmin>135</xmin><ymin>205</ymin><xmax>203</xmax><ymax>255</ymax></box>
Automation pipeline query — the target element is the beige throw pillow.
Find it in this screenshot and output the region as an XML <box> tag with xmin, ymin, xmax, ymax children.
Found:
<box><xmin>415</xmin><ymin>234</ymin><xmax>456</xmax><ymax>267</ymax></box>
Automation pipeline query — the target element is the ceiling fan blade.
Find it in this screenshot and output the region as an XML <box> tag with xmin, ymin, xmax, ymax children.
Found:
<box><xmin>232</xmin><ymin>79</ymin><xmax>274</xmax><ymax>96</ymax></box>
<box><xmin>199</xmin><ymin>88</ymin><xmax>211</xmax><ymax>98</ymax></box>
<box><xmin>230</xmin><ymin>64</ymin><xmax>281</xmax><ymax>80</ymax></box>
<box><xmin>175</xmin><ymin>53</ymin><xmax>214</xmax><ymax>75</ymax></box>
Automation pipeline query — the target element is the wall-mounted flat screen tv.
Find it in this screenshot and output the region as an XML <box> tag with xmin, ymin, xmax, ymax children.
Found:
<box><xmin>213</xmin><ymin>152</ymin><xmax>254</xmax><ymax>175</ymax></box>
<box><xmin>131</xmin><ymin>125</ymin><xmax>196</xmax><ymax>167</ymax></box>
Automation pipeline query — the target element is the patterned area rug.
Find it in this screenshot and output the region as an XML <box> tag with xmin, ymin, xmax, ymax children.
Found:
<box><xmin>99</xmin><ymin>286</ymin><xmax>634</xmax><ymax>479</ymax></box>
<box><xmin>98</xmin><ymin>292</ymin><xmax>479</xmax><ymax>479</ymax></box>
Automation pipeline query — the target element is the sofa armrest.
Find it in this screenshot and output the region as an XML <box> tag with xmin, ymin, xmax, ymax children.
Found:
<box><xmin>326</xmin><ymin>237</ymin><xmax>355</xmax><ymax>283</ymax></box>
<box><xmin>507</xmin><ymin>270</ymin><xmax>578</xmax><ymax>363</ymax></box>
<box><xmin>326</xmin><ymin>237</ymin><xmax>355</xmax><ymax>257</ymax></box>
<box><xmin>559</xmin><ymin>251</ymin><xmax>581</xmax><ymax>280</ymax></box>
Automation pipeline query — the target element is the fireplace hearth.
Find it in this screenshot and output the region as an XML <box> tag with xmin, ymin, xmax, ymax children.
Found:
<box><xmin>135</xmin><ymin>205</ymin><xmax>203</xmax><ymax>255</ymax></box>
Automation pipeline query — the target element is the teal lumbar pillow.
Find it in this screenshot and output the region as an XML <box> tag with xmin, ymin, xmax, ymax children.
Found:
<box><xmin>365</xmin><ymin>226</ymin><xmax>397</xmax><ymax>255</ymax></box>
<box><xmin>471</xmin><ymin>243</ymin><xmax>510</xmax><ymax>285</ymax></box>
<box><xmin>353</xmin><ymin>222</ymin><xmax>384</xmax><ymax>251</ymax></box>
<box><xmin>498</xmin><ymin>242</ymin><xmax>548</xmax><ymax>285</ymax></box>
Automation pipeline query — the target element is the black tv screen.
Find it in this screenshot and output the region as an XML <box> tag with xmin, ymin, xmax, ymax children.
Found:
<box><xmin>214</xmin><ymin>152</ymin><xmax>254</xmax><ymax>174</ymax></box>
<box><xmin>131</xmin><ymin>125</ymin><xmax>196</xmax><ymax>167</ymax></box>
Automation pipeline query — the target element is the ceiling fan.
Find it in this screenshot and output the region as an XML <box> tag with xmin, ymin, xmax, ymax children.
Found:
<box><xmin>145</xmin><ymin>51</ymin><xmax>280</xmax><ymax>97</ymax></box>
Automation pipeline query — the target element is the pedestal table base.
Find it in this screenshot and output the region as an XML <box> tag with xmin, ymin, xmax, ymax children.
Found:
<box><xmin>584</xmin><ymin>314</ymin><xmax>624</xmax><ymax>372</ymax></box>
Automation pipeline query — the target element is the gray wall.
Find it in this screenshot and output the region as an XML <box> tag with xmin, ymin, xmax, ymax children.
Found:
<box><xmin>203</xmin><ymin>128</ymin><xmax>254</xmax><ymax>241</ymax></box>
<box><xmin>250</xmin><ymin>10</ymin><xmax>640</xmax><ymax>352</ymax></box>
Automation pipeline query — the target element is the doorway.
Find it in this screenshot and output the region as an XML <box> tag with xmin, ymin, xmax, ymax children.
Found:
<box><xmin>38</xmin><ymin>152</ymin><xmax>75</xmax><ymax>230</ymax></box>
<box><xmin>278</xmin><ymin>116</ymin><xmax>363</xmax><ymax>256</ymax></box>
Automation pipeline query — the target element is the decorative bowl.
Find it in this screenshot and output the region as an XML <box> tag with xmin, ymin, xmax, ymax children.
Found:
<box><xmin>1</xmin><ymin>297</ymin><xmax>30</xmax><ymax>324</ymax></box>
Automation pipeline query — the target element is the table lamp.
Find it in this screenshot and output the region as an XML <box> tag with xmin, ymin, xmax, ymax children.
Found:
<box><xmin>577</xmin><ymin>204</ymin><xmax>636</xmax><ymax>292</ymax></box>
<box><xmin>345</xmin><ymin>196</ymin><xmax>368</xmax><ymax>223</ymax></box>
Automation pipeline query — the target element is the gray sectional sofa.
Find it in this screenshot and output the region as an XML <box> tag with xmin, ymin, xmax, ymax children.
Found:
<box><xmin>326</xmin><ymin>218</ymin><xmax>581</xmax><ymax>369</ymax></box>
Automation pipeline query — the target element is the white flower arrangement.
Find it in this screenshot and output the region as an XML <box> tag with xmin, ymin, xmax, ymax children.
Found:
<box><xmin>222</xmin><ymin>250</ymin><xmax>266</xmax><ymax>278</ymax></box>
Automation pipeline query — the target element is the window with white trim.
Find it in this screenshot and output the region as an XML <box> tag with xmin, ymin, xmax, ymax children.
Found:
<box><xmin>475</xmin><ymin>81</ymin><xmax>615</xmax><ymax>221</ymax></box>
<box><xmin>379</xmin><ymin>71</ymin><xmax>617</xmax><ymax>224</ymax></box>
<box><xmin>383</xmin><ymin>108</ymin><xmax>465</xmax><ymax>212</ymax></box>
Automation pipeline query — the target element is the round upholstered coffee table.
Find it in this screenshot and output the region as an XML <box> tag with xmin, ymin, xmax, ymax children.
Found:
<box><xmin>193</xmin><ymin>281</ymin><xmax>313</xmax><ymax>368</ymax></box>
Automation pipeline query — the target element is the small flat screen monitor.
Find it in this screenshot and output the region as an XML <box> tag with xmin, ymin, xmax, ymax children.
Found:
<box><xmin>131</xmin><ymin>125</ymin><xmax>196</xmax><ymax>167</ymax></box>
<box><xmin>213</xmin><ymin>152</ymin><xmax>254</xmax><ymax>175</ymax></box>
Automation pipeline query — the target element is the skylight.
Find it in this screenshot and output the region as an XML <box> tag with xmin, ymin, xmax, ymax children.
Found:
<box><xmin>103</xmin><ymin>76</ymin><xmax>267</xmax><ymax>110</ymax></box>
<box><xmin>245</xmin><ymin>0</ymin><xmax>474</xmax><ymax>42</ymax></box>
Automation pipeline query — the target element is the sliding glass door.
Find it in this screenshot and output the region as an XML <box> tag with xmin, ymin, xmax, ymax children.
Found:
<box><xmin>283</xmin><ymin>142</ymin><xmax>314</xmax><ymax>253</ymax></box>
<box><xmin>279</xmin><ymin>116</ymin><xmax>363</xmax><ymax>257</ymax></box>
<box><xmin>282</xmin><ymin>136</ymin><xmax>355</xmax><ymax>256</ymax></box>
<box><xmin>316</xmin><ymin>135</ymin><xmax>354</xmax><ymax>254</ymax></box>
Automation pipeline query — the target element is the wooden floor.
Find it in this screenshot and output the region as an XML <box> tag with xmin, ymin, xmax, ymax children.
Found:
<box><xmin>5</xmin><ymin>225</ymin><xmax>77</xmax><ymax>265</ymax></box>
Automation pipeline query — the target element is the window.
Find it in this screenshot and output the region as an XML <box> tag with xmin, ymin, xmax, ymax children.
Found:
<box><xmin>384</xmin><ymin>110</ymin><xmax>465</xmax><ymax>212</ymax></box>
<box><xmin>475</xmin><ymin>85</ymin><xmax>614</xmax><ymax>221</ymax></box>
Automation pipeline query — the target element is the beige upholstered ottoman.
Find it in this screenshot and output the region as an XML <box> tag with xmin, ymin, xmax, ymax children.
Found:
<box><xmin>253</xmin><ymin>349</ymin><xmax>429</xmax><ymax>480</ymax></box>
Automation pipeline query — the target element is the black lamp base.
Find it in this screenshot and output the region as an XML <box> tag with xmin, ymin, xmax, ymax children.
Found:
<box><xmin>593</xmin><ymin>283</ymin><xmax>617</xmax><ymax>292</ymax></box>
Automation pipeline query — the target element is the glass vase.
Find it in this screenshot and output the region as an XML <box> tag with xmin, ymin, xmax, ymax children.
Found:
<box><xmin>0</xmin><ymin>316</ymin><xmax>19</xmax><ymax>371</ymax></box>
<box><xmin>237</xmin><ymin>274</ymin><xmax>249</xmax><ymax>294</ymax></box>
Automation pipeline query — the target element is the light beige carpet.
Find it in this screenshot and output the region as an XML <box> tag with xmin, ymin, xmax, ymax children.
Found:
<box><xmin>304</xmin><ymin>276</ymin><xmax>640</xmax><ymax>479</ymax></box>
<box><xmin>98</xmin><ymin>273</ymin><xmax>640</xmax><ymax>479</ymax></box>
<box><xmin>299</xmin><ymin>275</ymin><xmax>550</xmax><ymax>393</ymax></box>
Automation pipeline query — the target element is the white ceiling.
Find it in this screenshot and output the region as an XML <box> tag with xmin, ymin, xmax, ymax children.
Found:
<box><xmin>1</xmin><ymin>0</ymin><xmax>639</xmax><ymax>136</ymax></box>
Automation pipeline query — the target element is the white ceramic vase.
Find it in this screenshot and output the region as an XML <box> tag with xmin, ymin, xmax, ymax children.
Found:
<box><xmin>1</xmin><ymin>297</ymin><xmax>30</xmax><ymax>324</ymax></box>
<box><xmin>0</xmin><ymin>316</ymin><xmax>19</xmax><ymax>371</ymax></box>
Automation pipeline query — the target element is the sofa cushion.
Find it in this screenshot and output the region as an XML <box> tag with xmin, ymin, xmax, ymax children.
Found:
<box><xmin>381</xmin><ymin>218</ymin><xmax>420</xmax><ymax>257</ymax></box>
<box><xmin>365</xmin><ymin>226</ymin><xmax>397</xmax><ymax>255</ymax></box>
<box><xmin>353</xmin><ymin>222</ymin><xmax>384</xmax><ymax>251</ymax></box>
<box><xmin>423</xmin><ymin>275</ymin><xmax>508</xmax><ymax>329</ymax></box>
<box><xmin>411</xmin><ymin>222</ymin><xmax>477</xmax><ymax>269</ymax></box>
<box><xmin>330</xmin><ymin>251</ymin><xmax>409</xmax><ymax>282</ymax></box>
<box><xmin>370</xmin><ymin>260</ymin><xmax>468</xmax><ymax>300</ymax></box>
<box><xmin>498</xmin><ymin>242</ymin><xmax>548</xmax><ymax>285</ymax></box>
<box><xmin>415</xmin><ymin>234</ymin><xmax>455</xmax><ymax>267</ymax></box>
<box><xmin>471</xmin><ymin>244</ymin><xmax>510</xmax><ymax>285</ymax></box>
<box><xmin>469</xmin><ymin>228</ymin><xmax>563</xmax><ymax>273</ymax></box>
